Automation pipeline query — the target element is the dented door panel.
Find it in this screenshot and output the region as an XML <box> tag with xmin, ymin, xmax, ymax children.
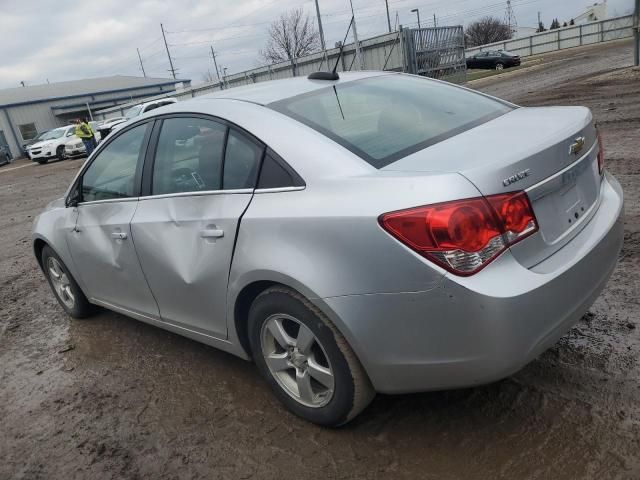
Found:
<box><xmin>130</xmin><ymin>192</ymin><xmax>253</xmax><ymax>338</ymax></box>
<box><xmin>67</xmin><ymin>200</ymin><xmax>160</xmax><ymax>317</ymax></box>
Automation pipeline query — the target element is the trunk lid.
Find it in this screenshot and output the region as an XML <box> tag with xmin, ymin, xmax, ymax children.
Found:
<box><xmin>383</xmin><ymin>106</ymin><xmax>601</xmax><ymax>267</ymax></box>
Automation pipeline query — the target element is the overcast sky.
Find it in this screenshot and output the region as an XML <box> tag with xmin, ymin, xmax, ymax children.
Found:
<box><xmin>0</xmin><ymin>0</ymin><xmax>634</xmax><ymax>89</ymax></box>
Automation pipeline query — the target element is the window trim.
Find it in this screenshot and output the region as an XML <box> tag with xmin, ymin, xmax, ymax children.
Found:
<box><xmin>138</xmin><ymin>112</ymin><xmax>302</xmax><ymax>198</ymax></box>
<box><xmin>67</xmin><ymin>119</ymin><xmax>155</xmax><ymax>207</ymax></box>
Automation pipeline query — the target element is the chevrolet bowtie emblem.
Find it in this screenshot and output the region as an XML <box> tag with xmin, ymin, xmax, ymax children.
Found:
<box><xmin>569</xmin><ymin>136</ymin><xmax>585</xmax><ymax>155</ymax></box>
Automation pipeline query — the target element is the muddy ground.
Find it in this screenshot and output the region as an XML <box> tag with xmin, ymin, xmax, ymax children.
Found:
<box><xmin>1</xmin><ymin>39</ymin><xmax>639</xmax><ymax>479</ymax></box>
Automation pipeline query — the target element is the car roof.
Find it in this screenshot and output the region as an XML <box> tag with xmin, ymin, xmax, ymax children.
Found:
<box><xmin>197</xmin><ymin>71</ymin><xmax>391</xmax><ymax>105</ymax></box>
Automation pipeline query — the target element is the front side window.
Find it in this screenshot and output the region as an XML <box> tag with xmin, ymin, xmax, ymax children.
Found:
<box><xmin>152</xmin><ymin>117</ymin><xmax>227</xmax><ymax>195</ymax></box>
<box><xmin>270</xmin><ymin>75</ymin><xmax>512</xmax><ymax>168</ymax></box>
<box><xmin>82</xmin><ymin>123</ymin><xmax>148</xmax><ymax>202</ymax></box>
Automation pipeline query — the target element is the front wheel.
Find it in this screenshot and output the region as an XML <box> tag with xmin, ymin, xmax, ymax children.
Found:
<box><xmin>56</xmin><ymin>145</ymin><xmax>66</xmax><ymax>160</ymax></box>
<box><xmin>495</xmin><ymin>62</ymin><xmax>505</xmax><ymax>71</ymax></box>
<box><xmin>248</xmin><ymin>287</ymin><xmax>374</xmax><ymax>426</ymax></box>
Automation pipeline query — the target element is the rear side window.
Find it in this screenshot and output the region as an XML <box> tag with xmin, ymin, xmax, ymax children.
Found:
<box><xmin>223</xmin><ymin>129</ymin><xmax>263</xmax><ymax>190</ymax></box>
<box><xmin>152</xmin><ymin>117</ymin><xmax>227</xmax><ymax>195</ymax></box>
<box><xmin>257</xmin><ymin>152</ymin><xmax>302</xmax><ymax>189</ymax></box>
<box><xmin>270</xmin><ymin>75</ymin><xmax>513</xmax><ymax>168</ymax></box>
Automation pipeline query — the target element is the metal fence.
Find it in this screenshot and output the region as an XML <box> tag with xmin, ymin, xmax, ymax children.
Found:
<box><xmin>95</xmin><ymin>26</ymin><xmax>464</xmax><ymax>120</ymax></box>
<box><xmin>403</xmin><ymin>26</ymin><xmax>466</xmax><ymax>83</ymax></box>
<box><xmin>466</xmin><ymin>14</ymin><xmax>634</xmax><ymax>58</ymax></box>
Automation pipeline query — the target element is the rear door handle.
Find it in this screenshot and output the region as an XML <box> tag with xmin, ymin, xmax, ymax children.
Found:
<box><xmin>200</xmin><ymin>228</ymin><xmax>224</xmax><ymax>239</ymax></box>
<box><xmin>111</xmin><ymin>232</ymin><xmax>128</xmax><ymax>240</ymax></box>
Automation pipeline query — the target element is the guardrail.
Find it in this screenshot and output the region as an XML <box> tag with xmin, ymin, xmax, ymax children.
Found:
<box><xmin>465</xmin><ymin>15</ymin><xmax>634</xmax><ymax>58</ymax></box>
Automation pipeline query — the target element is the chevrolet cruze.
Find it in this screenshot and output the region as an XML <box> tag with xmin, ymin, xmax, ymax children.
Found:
<box><xmin>32</xmin><ymin>72</ymin><xmax>624</xmax><ymax>426</ymax></box>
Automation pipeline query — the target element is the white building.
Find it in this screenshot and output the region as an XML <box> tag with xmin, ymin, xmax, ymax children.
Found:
<box><xmin>573</xmin><ymin>2</ymin><xmax>608</xmax><ymax>24</ymax></box>
<box><xmin>0</xmin><ymin>75</ymin><xmax>190</xmax><ymax>159</ymax></box>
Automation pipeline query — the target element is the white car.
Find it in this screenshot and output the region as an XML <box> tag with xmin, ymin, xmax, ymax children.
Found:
<box><xmin>64</xmin><ymin>138</ymin><xmax>87</xmax><ymax>158</ymax></box>
<box><xmin>111</xmin><ymin>98</ymin><xmax>179</xmax><ymax>134</ymax></box>
<box><xmin>123</xmin><ymin>98</ymin><xmax>178</xmax><ymax>120</ymax></box>
<box><xmin>27</xmin><ymin>126</ymin><xmax>77</xmax><ymax>164</ymax></box>
<box><xmin>96</xmin><ymin>117</ymin><xmax>127</xmax><ymax>139</ymax></box>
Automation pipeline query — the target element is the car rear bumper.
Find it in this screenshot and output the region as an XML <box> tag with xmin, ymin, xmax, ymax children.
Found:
<box><xmin>322</xmin><ymin>173</ymin><xmax>624</xmax><ymax>394</ymax></box>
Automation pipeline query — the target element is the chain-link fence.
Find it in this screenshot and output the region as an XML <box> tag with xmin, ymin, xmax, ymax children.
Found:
<box><xmin>403</xmin><ymin>26</ymin><xmax>467</xmax><ymax>84</ymax></box>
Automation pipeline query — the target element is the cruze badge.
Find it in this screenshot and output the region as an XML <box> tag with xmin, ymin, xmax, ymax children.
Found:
<box><xmin>503</xmin><ymin>168</ymin><xmax>531</xmax><ymax>187</ymax></box>
<box><xmin>569</xmin><ymin>136</ymin><xmax>585</xmax><ymax>155</ymax></box>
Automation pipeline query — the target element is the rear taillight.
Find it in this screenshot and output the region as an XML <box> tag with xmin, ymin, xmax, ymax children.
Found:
<box><xmin>379</xmin><ymin>192</ymin><xmax>538</xmax><ymax>276</ymax></box>
<box><xmin>597</xmin><ymin>131</ymin><xmax>604</xmax><ymax>175</ymax></box>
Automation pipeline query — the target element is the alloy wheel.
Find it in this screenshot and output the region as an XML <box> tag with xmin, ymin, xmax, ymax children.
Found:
<box><xmin>260</xmin><ymin>313</ymin><xmax>335</xmax><ymax>408</ymax></box>
<box><xmin>47</xmin><ymin>257</ymin><xmax>75</xmax><ymax>309</ymax></box>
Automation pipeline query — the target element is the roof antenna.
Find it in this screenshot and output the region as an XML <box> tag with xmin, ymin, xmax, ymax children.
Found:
<box><xmin>308</xmin><ymin>16</ymin><xmax>354</xmax><ymax>81</ymax></box>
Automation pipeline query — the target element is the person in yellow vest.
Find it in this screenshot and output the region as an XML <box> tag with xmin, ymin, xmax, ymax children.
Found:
<box><xmin>75</xmin><ymin>118</ymin><xmax>97</xmax><ymax>156</ymax></box>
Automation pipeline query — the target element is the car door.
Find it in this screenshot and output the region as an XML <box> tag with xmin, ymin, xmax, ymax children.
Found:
<box><xmin>67</xmin><ymin>121</ymin><xmax>160</xmax><ymax>318</ymax></box>
<box><xmin>130</xmin><ymin>116</ymin><xmax>264</xmax><ymax>338</ymax></box>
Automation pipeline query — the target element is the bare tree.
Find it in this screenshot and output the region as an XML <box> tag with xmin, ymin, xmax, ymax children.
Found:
<box><xmin>201</xmin><ymin>70</ymin><xmax>217</xmax><ymax>83</ymax></box>
<box><xmin>464</xmin><ymin>16</ymin><xmax>512</xmax><ymax>47</ymax></box>
<box><xmin>260</xmin><ymin>8</ymin><xmax>320</xmax><ymax>68</ymax></box>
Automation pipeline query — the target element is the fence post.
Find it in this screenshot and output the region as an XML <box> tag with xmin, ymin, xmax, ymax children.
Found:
<box><xmin>529</xmin><ymin>35</ymin><xmax>533</xmax><ymax>55</ymax></box>
<box><xmin>601</xmin><ymin>21</ymin><xmax>605</xmax><ymax>42</ymax></box>
<box><xmin>579</xmin><ymin>25</ymin><xmax>583</xmax><ymax>45</ymax></box>
<box><xmin>399</xmin><ymin>26</ymin><xmax>406</xmax><ymax>72</ymax></box>
<box><xmin>557</xmin><ymin>30</ymin><xmax>561</xmax><ymax>50</ymax></box>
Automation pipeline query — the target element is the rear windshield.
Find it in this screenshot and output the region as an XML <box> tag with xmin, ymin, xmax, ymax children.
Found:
<box><xmin>269</xmin><ymin>75</ymin><xmax>513</xmax><ymax>168</ymax></box>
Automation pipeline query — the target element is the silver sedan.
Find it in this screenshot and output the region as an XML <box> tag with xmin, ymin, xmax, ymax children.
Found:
<box><xmin>32</xmin><ymin>71</ymin><xmax>624</xmax><ymax>426</ymax></box>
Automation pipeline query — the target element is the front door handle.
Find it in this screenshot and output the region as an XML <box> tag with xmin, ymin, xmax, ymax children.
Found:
<box><xmin>111</xmin><ymin>232</ymin><xmax>128</xmax><ymax>240</ymax></box>
<box><xmin>200</xmin><ymin>228</ymin><xmax>224</xmax><ymax>239</ymax></box>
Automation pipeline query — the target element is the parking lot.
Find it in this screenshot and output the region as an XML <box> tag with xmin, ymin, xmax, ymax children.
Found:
<box><xmin>1</xmin><ymin>39</ymin><xmax>639</xmax><ymax>479</ymax></box>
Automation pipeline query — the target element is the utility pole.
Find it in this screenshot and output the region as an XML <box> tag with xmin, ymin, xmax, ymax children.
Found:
<box><xmin>160</xmin><ymin>23</ymin><xmax>177</xmax><ymax>79</ymax></box>
<box><xmin>433</xmin><ymin>14</ymin><xmax>437</xmax><ymax>27</ymax></box>
<box><xmin>635</xmin><ymin>0</ymin><xmax>640</xmax><ymax>66</ymax></box>
<box><xmin>314</xmin><ymin>0</ymin><xmax>328</xmax><ymax>68</ymax></box>
<box><xmin>350</xmin><ymin>0</ymin><xmax>364</xmax><ymax>69</ymax></box>
<box><xmin>210</xmin><ymin>45</ymin><xmax>221</xmax><ymax>82</ymax></box>
<box><xmin>136</xmin><ymin>48</ymin><xmax>146</xmax><ymax>77</ymax></box>
<box><xmin>504</xmin><ymin>0</ymin><xmax>518</xmax><ymax>38</ymax></box>
<box><xmin>411</xmin><ymin>8</ymin><xmax>421</xmax><ymax>29</ymax></box>
<box><xmin>537</xmin><ymin>11</ymin><xmax>542</xmax><ymax>32</ymax></box>
<box><xmin>385</xmin><ymin>0</ymin><xmax>392</xmax><ymax>33</ymax></box>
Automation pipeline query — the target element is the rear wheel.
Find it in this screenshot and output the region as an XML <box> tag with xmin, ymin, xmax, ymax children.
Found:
<box><xmin>56</xmin><ymin>145</ymin><xmax>66</xmax><ymax>160</ymax></box>
<box><xmin>248</xmin><ymin>286</ymin><xmax>374</xmax><ymax>426</ymax></box>
<box><xmin>41</xmin><ymin>246</ymin><xmax>95</xmax><ymax>318</ymax></box>
<box><xmin>495</xmin><ymin>62</ymin><xmax>505</xmax><ymax>71</ymax></box>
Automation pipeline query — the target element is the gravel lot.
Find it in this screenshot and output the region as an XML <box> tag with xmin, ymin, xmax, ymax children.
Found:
<box><xmin>1</xmin><ymin>39</ymin><xmax>639</xmax><ymax>479</ymax></box>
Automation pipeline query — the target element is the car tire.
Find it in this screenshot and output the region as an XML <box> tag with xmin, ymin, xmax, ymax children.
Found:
<box><xmin>41</xmin><ymin>245</ymin><xmax>95</xmax><ymax>318</ymax></box>
<box><xmin>248</xmin><ymin>286</ymin><xmax>375</xmax><ymax>427</ymax></box>
<box><xmin>495</xmin><ymin>62</ymin><xmax>505</xmax><ymax>71</ymax></box>
<box><xmin>37</xmin><ymin>159</ymin><xmax>47</xmax><ymax>165</ymax></box>
<box><xmin>56</xmin><ymin>145</ymin><xmax>66</xmax><ymax>160</ymax></box>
